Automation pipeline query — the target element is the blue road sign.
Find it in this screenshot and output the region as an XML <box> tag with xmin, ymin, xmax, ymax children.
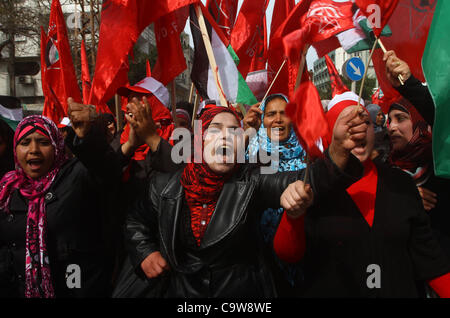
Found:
<box><xmin>343</xmin><ymin>57</ymin><xmax>365</xmax><ymax>82</ymax></box>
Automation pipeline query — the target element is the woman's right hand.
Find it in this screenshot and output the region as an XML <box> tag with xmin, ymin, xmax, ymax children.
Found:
<box><xmin>140</xmin><ymin>251</ymin><xmax>170</xmax><ymax>279</ymax></box>
<box><xmin>329</xmin><ymin>105</ymin><xmax>368</xmax><ymax>169</ymax></box>
<box><xmin>125</xmin><ymin>96</ymin><xmax>161</xmax><ymax>152</ymax></box>
<box><xmin>243</xmin><ymin>103</ymin><xmax>262</xmax><ymax>131</ymax></box>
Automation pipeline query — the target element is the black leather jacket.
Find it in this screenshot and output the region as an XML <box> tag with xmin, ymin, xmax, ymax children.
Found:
<box><xmin>124</xmin><ymin>148</ymin><xmax>363</xmax><ymax>298</ymax></box>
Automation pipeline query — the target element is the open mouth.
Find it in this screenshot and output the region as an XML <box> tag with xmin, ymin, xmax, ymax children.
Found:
<box><xmin>213</xmin><ymin>144</ymin><xmax>234</xmax><ymax>163</ymax></box>
<box><xmin>271</xmin><ymin>126</ymin><xmax>286</xmax><ymax>136</ymax></box>
<box><xmin>27</xmin><ymin>158</ymin><xmax>44</xmax><ymax>171</ymax></box>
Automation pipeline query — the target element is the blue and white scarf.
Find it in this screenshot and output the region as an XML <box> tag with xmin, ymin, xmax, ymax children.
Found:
<box><xmin>246</xmin><ymin>94</ymin><xmax>306</xmax><ymax>243</ymax></box>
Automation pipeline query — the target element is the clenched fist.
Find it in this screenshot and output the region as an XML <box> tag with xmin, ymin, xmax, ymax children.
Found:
<box><xmin>67</xmin><ymin>97</ymin><xmax>97</xmax><ymax>138</ymax></box>
<box><xmin>140</xmin><ymin>251</ymin><xmax>170</xmax><ymax>279</ymax></box>
<box><xmin>281</xmin><ymin>180</ymin><xmax>314</xmax><ymax>219</ymax></box>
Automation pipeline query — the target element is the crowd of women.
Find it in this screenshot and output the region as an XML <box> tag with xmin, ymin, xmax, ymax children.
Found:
<box><xmin>0</xmin><ymin>50</ymin><xmax>450</xmax><ymax>298</ymax></box>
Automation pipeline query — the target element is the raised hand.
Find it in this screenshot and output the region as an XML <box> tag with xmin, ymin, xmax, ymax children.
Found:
<box><xmin>67</xmin><ymin>97</ymin><xmax>97</xmax><ymax>138</ymax></box>
<box><xmin>329</xmin><ymin>105</ymin><xmax>369</xmax><ymax>169</ymax></box>
<box><xmin>383</xmin><ymin>50</ymin><xmax>411</xmax><ymax>87</ymax></box>
<box><xmin>280</xmin><ymin>180</ymin><xmax>314</xmax><ymax>218</ymax></box>
<box><xmin>125</xmin><ymin>96</ymin><xmax>161</xmax><ymax>152</ymax></box>
<box><xmin>243</xmin><ymin>102</ymin><xmax>262</xmax><ymax>131</ymax></box>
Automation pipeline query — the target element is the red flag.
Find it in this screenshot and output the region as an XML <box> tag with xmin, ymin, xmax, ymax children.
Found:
<box><xmin>146</xmin><ymin>60</ymin><xmax>152</xmax><ymax>77</ymax></box>
<box><xmin>43</xmin><ymin>0</ymin><xmax>82</xmax><ymax>119</ymax></box>
<box><xmin>268</xmin><ymin>0</ymin><xmax>355</xmax><ymax>95</ymax></box>
<box><xmin>272</xmin><ymin>0</ymin><xmax>355</xmax><ymax>54</ymax></box>
<box><xmin>370</xmin><ymin>0</ymin><xmax>435</xmax><ymax>113</ymax></box>
<box><xmin>247</xmin><ymin>12</ymin><xmax>268</xmax><ymax>74</ymax></box>
<box><xmin>266</xmin><ymin>0</ymin><xmax>294</xmax><ymax>95</ymax></box>
<box><xmin>231</xmin><ymin>0</ymin><xmax>269</xmax><ymax>79</ymax></box>
<box><xmin>152</xmin><ymin>7</ymin><xmax>190</xmax><ymax>85</ymax></box>
<box><xmin>286</xmin><ymin>70</ymin><xmax>329</xmax><ymax>158</ymax></box>
<box><xmin>40</xmin><ymin>27</ymin><xmax>65</xmax><ymax>124</ymax></box>
<box><xmin>90</xmin><ymin>0</ymin><xmax>199</xmax><ymax>106</ymax></box>
<box><xmin>206</xmin><ymin>0</ymin><xmax>239</xmax><ymax>40</ymax></box>
<box><xmin>81</xmin><ymin>40</ymin><xmax>91</xmax><ymax>104</ymax></box>
<box><xmin>355</xmin><ymin>0</ymin><xmax>399</xmax><ymax>37</ymax></box>
<box><xmin>324</xmin><ymin>54</ymin><xmax>348</xmax><ymax>97</ymax></box>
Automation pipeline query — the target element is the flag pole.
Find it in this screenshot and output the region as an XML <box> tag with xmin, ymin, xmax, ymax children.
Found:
<box><xmin>195</xmin><ymin>5</ymin><xmax>228</xmax><ymax>107</ymax></box>
<box><xmin>188</xmin><ymin>82</ymin><xmax>195</xmax><ymax>104</ymax></box>
<box><xmin>357</xmin><ymin>39</ymin><xmax>378</xmax><ymax>108</ymax></box>
<box><xmin>261</xmin><ymin>59</ymin><xmax>287</xmax><ymax>103</ymax></box>
<box><xmin>115</xmin><ymin>94</ymin><xmax>121</xmax><ymax>130</ymax></box>
<box><xmin>377</xmin><ymin>38</ymin><xmax>404</xmax><ymax>85</ymax></box>
<box><xmin>293</xmin><ymin>45</ymin><xmax>310</xmax><ymax>184</ymax></box>
<box><xmin>171</xmin><ymin>81</ymin><xmax>177</xmax><ymax>126</ymax></box>
<box><xmin>192</xmin><ymin>92</ymin><xmax>200</xmax><ymax>127</ymax></box>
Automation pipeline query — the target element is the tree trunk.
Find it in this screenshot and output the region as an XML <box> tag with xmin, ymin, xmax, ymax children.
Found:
<box><xmin>7</xmin><ymin>34</ymin><xmax>16</xmax><ymax>97</ymax></box>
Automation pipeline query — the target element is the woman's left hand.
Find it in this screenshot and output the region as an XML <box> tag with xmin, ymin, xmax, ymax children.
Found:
<box><xmin>418</xmin><ymin>186</ymin><xmax>437</xmax><ymax>211</ymax></box>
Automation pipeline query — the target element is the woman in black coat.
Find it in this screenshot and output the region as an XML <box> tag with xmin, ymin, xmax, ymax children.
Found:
<box><xmin>0</xmin><ymin>101</ymin><xmax>123</xmax><ymax>298</ymax></box>
<box><xmin>384</xmin><ymin>51</ymin><xmax>450</xmax><ymax>260</ymax></box>
<box><xmin>274</xmin><ymin>95</ymin><xmax>450</xmax><ymax>297</ymax></box>
<box><xmin>120</xmin><ymin>98</ymin><xmax>368</xmax><ymax>298</ymax></box>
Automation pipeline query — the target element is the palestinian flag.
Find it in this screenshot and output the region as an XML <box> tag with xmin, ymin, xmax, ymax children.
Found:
<box><xmin>336</xmin><ymin>9</ymin><xmax>392</xmax><ymax>54</ymax></box>
<box><xmin>422</xmin><ymin>0</ymin><xmax>450</xmax><ymax>178</ymax></box>
<box><xmin>190</xmin><ymin>4</ymin><xmax>257</xmax><ymax>106</ymax></box>
<box><xmin>0</xmin><ymin>96</ymin><xmax>23</xmax><ymax>130</ymax></box>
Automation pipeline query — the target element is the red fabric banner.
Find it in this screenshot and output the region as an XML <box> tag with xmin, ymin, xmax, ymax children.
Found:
<box><xmin>231</xmin><ymin>0</ymin><xmax>269</xmax><ymax>79</ymax></box>
<box><xmin>206</xmin><ymin>0</ymin><xmax>239</xmax><ymax>40</ymax></box>
<box><xmin>152</xmin><ymin>7</ymin><xmax>190</xmax><ymax>86</ymax></box>
<box><xmin>325</xmin><ymin>54</ymin><xmax>349</xmax><ymax>97</ymax></box>
<box><xmin>42</xmin><ymin>0</ymin><xmax>81</xmax><ymax>122</ymax></box>
<box><xmin>90</xmin><ymin>0</ymin><xmax>199</xmax><ymax>106</ymax></box>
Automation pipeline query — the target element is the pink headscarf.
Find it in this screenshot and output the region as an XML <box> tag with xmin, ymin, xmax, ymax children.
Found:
<box><xmin>0</xmin><ymin>115</ymin><xmax>68</xmax><ymax>298</ymax></box>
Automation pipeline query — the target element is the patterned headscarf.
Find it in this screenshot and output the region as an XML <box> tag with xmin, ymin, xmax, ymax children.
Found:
<box><xmin>247</xmin><ymin>94</ymin><xmax>306</xmax><ymax>172</ymax></box>
<box><xmin>0</xmin><ymin>115</ymin><xmax>68</xmax><ymax>298</ymax></box>
<box><xmin>180</xmin><ymin>106</ymin><xmax>241</xmax><ymax>246</ymax></box>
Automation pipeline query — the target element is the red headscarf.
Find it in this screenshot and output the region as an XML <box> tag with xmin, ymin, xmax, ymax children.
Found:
<box><xmin>326</xmin><ymin>94</ymin><xmax>378</xmax><ymax>227</ymax></box>
<box><xmin>180</xmin><ymin>106</ymin><xmax>241</xmax><ymax>245</ymax></box>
